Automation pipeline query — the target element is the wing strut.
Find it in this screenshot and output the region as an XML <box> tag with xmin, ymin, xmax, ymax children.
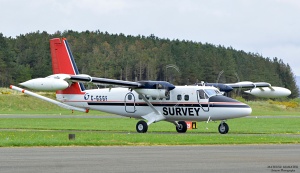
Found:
<box><xmin>138</xmin><ymin>94</ymin><xmax>165</xmax><ymax>125</ymax></box>
<box><xmin>10</xmin><ymin>85</ymin><xmax>89</xmax><ymax>113</ymax></box>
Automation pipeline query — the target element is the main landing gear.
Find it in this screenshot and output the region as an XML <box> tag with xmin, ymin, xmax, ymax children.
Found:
<box><xmin>175</xmin><ymin>121</ymin><xmax>187</xmax><ymax>133</ymax></box>
<box><xmin>136</xmin><ymin>120</ymin><xmax>148</xmax><ymax>133</ymax></box>
<box><xmin>136</xmin><ymin>120</ymin><xmax>188</xmax><ymax>133</ymax></box>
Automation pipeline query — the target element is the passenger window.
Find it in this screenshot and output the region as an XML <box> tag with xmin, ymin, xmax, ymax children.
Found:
<box><xmin>166</xmin><ymin>94</ymin><xmax>170</xmax><ymax>100</ymax></box>
<box><xmin>184</xmin><ymin>95</ymin><xmax>189</xmax><ymax>101</ymax></box>
<box><xmin>128</xmin><ymin>94</ymin><xmax>132</xmax><ymax>100</ymax></box>
<box><xmin>152</xmin><ymin>97</ymin><xmax>157</xmax><ymax>100</ymax></box>
<box><xmin>177</xmin><ymin>95</ymin><xmax>182</xmax><ymax>100</ymax></box>
<box><xmin>138</xmin><ymin>94</ymin><xmax>149</xmax><ymax>100</ymax></box>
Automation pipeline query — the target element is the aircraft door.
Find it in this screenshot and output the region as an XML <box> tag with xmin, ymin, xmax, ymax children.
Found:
<box><xmin>197</xmin><ymin>89</ymin><xmax>210</xmax><ymax>112</ymax></box>
<box><xmin>124</xmin><ymin>92</ymin><xmax>136</xmax><ymax>113</ymax></box>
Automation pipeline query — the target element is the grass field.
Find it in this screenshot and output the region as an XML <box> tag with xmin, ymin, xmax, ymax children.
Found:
<box><xmin>0</xmin><ymin>88</ymin><xmax>299</xmax><ymax>146</ymax></box>
<box><xmin>0</xmin><ymin>116</ymin><xmax>299</xmax><ymax>146</ymax></box>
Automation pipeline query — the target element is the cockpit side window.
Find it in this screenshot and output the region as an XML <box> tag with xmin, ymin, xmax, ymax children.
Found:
<box><xmin>198</xmin><ymin>90</ymin><xmax>208</xmax><ymax>99</ymax></box>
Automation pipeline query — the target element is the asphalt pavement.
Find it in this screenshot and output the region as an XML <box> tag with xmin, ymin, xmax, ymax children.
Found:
<box><xmin>0</xmin><ymin>145</ymin><xmax>299</xmax><ymax>173</ymax></box>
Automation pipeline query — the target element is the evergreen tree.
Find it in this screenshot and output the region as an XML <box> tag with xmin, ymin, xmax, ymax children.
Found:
<box><xmin>1</xmin><ymin>30</ymin><xmax>298</xmax><ymax>98</ymax></box>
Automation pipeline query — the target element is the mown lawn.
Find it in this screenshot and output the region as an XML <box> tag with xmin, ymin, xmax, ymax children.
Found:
<box><xmin>0</xmin><ymin>116</ymin><xmax>299</xmax><ymax>147</ymax></box>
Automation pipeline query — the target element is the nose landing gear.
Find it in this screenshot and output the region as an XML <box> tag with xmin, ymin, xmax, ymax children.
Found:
<box><xmin>218</xmin><ymin>122</ymin><xmax>229</xmax><ymax>134</ymax></box>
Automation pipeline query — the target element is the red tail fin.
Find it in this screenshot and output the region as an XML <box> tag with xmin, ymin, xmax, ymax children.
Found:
<box><xmin>50</xmin><ymin>38</ymin><xmax>85</xmax><ymax>94</ymax></box>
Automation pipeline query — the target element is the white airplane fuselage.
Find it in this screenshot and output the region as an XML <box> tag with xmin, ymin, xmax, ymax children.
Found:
<box><xmin>57</xmin><ymin>85</ymin><xmax>252</xmax><ymax>122</ymax></box>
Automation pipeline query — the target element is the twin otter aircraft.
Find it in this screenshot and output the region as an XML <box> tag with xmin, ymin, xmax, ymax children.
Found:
<box><xmin>10</xmin><ymin>38</ymin><xmax>291</xmax><ymax>134</ymax></box>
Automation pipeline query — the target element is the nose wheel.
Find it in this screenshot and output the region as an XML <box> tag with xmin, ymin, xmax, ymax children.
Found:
<box><xmin>218</xmin><ymin>122</ymin><xmax>229</xmax><ymax>134</ymax></box>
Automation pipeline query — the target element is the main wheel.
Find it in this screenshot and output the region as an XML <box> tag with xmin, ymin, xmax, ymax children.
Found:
<box><xmin>136</xmin><ymin>120</ymin><xmax>148</xmax><ymax>133</ymax></box>
<box><xmin>176</xmin><ymin>121</ymin><xmax>187</xmax><ymax>133</ymax></box>
<box><xmin>218</xmin><ymin>122</ymin><xmax>229</xmax><ymax>134</ymax></box>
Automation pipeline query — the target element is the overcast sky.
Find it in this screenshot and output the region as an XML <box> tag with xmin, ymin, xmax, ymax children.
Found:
<box><xmin>1</xmin><ymin>0</ymin><xmax>300</xmax><ymax>76</ymax></box>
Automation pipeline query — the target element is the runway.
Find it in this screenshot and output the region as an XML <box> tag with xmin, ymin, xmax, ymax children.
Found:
<box><xmin>0</xmin><ymin>145</ymin><xmax>299</xmax><ymax>173</ymax></box>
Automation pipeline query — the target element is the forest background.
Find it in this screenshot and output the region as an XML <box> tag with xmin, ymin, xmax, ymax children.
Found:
<box><xmin>0</xmin><ymin>30</ymin><xmax>298</xmax><ymax>98</ymax></box>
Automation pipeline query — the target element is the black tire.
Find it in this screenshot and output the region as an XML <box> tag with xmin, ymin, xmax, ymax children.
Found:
<box><xmin>176</xmin><ymin>121</ymin><xmax>187</xmax><ymax>133</ymax></box>
<box><xmin>218</xmin><ymin>122</ymin><xmax>229</xmax><ymax>134</ymax></box>
<box><xmin>136</xmin><ymin>120</ymin><xmax>148</xmax><ymax>133</ymax></box>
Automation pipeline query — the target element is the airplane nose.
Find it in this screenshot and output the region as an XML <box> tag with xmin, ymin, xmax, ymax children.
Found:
<box><xmin>233</xmin><ymin>101</ymin><xmax>252</xmax><ymax>117</ymax></box>
<box><xmin>209</xmin><ymin>95</ymin><xmax>252</xmax><ymax>118</ymax></box>
<box><xmin>242</xmin><ymin>104</ymin><xmax>252</xmax><ymax>116</ymax></box>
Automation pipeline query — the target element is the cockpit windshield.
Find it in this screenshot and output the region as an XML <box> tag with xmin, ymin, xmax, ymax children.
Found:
<box><xmin>204</xmin><ymin>89</ymin><xmax>216</xmax><ymax>97</ymax></box>
<box><xmin>198</xmin><ymin>89</ymin><xmax>222</xmax><ymax>99</ymax></box>
<box><xmin>204</xmin><ymin>89</ymin><xmax>222</xmax><ymax>97</ymax></box>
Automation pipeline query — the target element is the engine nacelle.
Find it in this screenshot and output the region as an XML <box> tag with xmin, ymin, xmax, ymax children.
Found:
<box><xmin>135</xmin><ymin>89</ymin><xmax>169</xmax><ymax>98</ymax></box>
<box><xmin>244</xmin><ymin>87</ymin><xmax>291</xmax><ymax>98</ymax></box>
<box><xmin>19</xmin><ymin>78</ymin><xmax>69</xmax><ymax>91</ymax></box>
<box><xmin>47</xmin><ymin>74</ymin><xmax>71</xmax><ymax>80</ymax></box>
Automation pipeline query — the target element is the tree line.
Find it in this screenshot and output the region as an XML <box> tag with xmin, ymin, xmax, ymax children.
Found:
<box><xmin>0</xmin><ymin>30</ymin><xmax>298</xmax><ymax>98</ymax></box>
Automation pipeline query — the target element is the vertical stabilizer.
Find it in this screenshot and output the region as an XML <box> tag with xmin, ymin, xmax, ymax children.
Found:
<box><xmin>50</xmin><ymin>38</ymin><xmax>85</xmax><ymax>94</ymax></box>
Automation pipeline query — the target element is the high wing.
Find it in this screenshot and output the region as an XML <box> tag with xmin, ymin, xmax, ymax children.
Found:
<box><xmin>225</xmin><ymin>81</ymin><xmax>271</xmax><ymax>88</ymax></box>
<box><xmin>20</xmin><ymin>74</ymin><xmax>176</xmax><ymax>97</ymax></box>
<box><xmin>69</xmin><ymin>75</ymin><xmax>141</xmax><ymax>87</ymax></box>
<box><xmin>69</xmin><ymin>75</ymin><xmax>177</xmax><ymax>98</ymax></box>
<box><xmin>69</xmin><ymin>75</ymin><xmax>176</xmax><ymax>92</ymax></box>
<box><xmin>197</xmin><ymin>81</ymin><xmax>291</xmax><ymax>98</ymax></box>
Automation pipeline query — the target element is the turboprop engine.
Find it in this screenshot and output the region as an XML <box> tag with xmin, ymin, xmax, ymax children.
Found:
<box><xmin>19</xmin><ymin>78</ymin><xmax>69</xmax><ymax>91</ymax></box>
<box><xmin>135</xmin><ymin>81</ymin><xmax>175</xmax><ymax>98</ymax></box>
<box><xmin>135</xmin><ymin>88</ymin><xmax>170</xmax><ymax>98</ymax></box>
<box><xmin>244</xmin><ymin>87</ymin><xmax>291</xmax><ymax>98</ymax></box>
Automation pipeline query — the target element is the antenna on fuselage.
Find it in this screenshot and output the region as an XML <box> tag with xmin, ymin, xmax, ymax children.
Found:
<box><xmin>200</xmin><ymin>81</ymin><xmax>205</xmax><ymax>86</ymax></box>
